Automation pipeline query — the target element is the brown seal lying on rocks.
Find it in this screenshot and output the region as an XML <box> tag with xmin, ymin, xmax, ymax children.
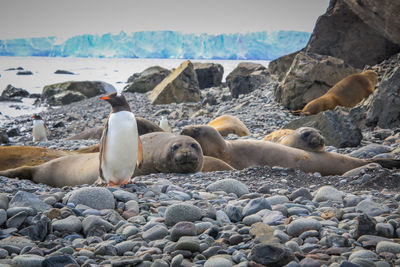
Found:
<box><xmin>263</xmin><ymin>127</ymin><xmax>325</xmax><ymax>152</ymax></box>
<box><xmin>207</xmin><ymin>114</ymin><xmax>250</xmax><ymax>137</ymax></box>
<box><xmin>181</xmin><ymin>125</ymin><xmax>400</xmax><ymax>176</ymax></box>
<box><xmin>294</xmin><ymin>70</ymin><xmax>378</xmax><ymax>115</ymax></box>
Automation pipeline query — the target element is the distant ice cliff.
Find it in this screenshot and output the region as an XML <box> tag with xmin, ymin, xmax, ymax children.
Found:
<box><xmin>0</xmin><ymin>31</ymin><xmax>310</xmax><ymax>60</ymax></box>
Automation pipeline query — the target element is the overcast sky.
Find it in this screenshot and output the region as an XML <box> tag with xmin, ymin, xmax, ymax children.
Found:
<box><xmin>0</xmin><ymin>0</ymin><xmax>330</xmax><ymax>39</ymax></box>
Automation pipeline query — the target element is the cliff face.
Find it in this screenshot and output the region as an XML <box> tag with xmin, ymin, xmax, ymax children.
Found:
<box><xmin>306</xmin><ymin>0</ymin><xmax>400</xmax><ymax>68</ymax></box>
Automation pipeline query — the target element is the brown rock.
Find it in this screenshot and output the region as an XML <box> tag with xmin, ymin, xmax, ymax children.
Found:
<box><xmin>148</xmin><ymin>60</ymin><xmax>200</xmax><ymax>105</ymax></box>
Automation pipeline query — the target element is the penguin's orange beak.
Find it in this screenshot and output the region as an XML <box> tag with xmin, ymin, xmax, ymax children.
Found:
<box><xmin>101</xmin><ymin>96</ymin><xmax>111</xmax><ymax>100</ymax></box>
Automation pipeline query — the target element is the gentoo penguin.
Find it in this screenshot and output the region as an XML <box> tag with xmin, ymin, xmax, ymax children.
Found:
<box><xmin>159</xmin><ymin>116</ymin><xmax>172</xmax><ymax>132</ymax></box>
<box><xmin>31</xmin><ymin>114</ymin><xmax>48</xmax><ymax>142</ymax></box>
<box><xmin>99</xmin><ymin>92</ymin><xmax>143</xmax><ymax>186</ymax></box>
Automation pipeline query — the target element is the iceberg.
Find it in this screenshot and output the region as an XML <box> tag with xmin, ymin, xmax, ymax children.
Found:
<box><xmin>0</xmin><ymin>30</ymin><xmax>310</xmax><ymax>60</ymax></box>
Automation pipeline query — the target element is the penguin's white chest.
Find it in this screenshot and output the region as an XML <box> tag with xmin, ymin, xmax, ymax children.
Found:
<box><xmin>32</xmin><ymin>120</ymin><xmax>47</xmax><ymax>142</ymax></box>
<box><xmin>102</xmin><ymin>111</ymin><xmax>138</xmax><ymax>184</ymax></box>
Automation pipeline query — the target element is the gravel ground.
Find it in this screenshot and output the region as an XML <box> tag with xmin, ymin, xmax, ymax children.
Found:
<box><xmin>0</xmin><ymin>81</ymin><xmax>400</xmax><ymax>266</ymax></box>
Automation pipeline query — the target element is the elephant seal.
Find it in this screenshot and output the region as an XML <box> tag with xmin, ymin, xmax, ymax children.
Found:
<box><xmin>201</xmin><ymin>156</ymin><xmax>235</xmax><ymax>172</ymax></box>
<box><xmin>0</xmin><ymin>133</ymin><xmax>204</xmax><ymax>187</ymax></box>
<box><xmin>181</xmin><ymin>125</ymin><xmax>400</xmax><ymax>176</ymax></box>
<box><xmin>135</xmin><ymin>132</ymin><xmax>203</xmax><ymax>175</ymax></box>
<box><xmin>263</xmin><ymin>127</ymin><xmax>325</xmax><ymax>152</ymax></box>
<box><xmin>0</xmin><ymin>146</ymin><xmax>73</xmax><ymax>171</ymax></box>
<box><xmin>207</xmin><ymin>115</ymin><xmax>250</xmax><ymax>137</ymax></box>
<box><xmin>67</xmin><ymin>117</ymin><xmax>163</xmax><ymax>140</ymax></box>
<box><xmin>0</xmin><ymin>153</ymin><xmax>99</xmax><ymax>187</ymax></box>
<box><xmin>296</xmin><ymin>70</ymin><xmax>378</xmax><ymax>115</ymax></box>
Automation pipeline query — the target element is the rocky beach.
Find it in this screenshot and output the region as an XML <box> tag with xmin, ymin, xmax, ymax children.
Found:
<box><xmin>1</xmin><ymin>0</ymin><xmax>400</xmax><ymax>267</ymax></box>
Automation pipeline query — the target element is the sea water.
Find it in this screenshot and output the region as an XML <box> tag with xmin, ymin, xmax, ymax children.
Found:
<box><xmin>0</xmin><ymin>57</ymin><xmax>269</xmax><ymax>118</ymax></box>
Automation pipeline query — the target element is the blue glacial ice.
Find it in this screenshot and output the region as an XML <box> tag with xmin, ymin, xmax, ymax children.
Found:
<box><xmin>0</xmin><ymin>30</ymin><xmax>310</xmax><ymax>60</ymax></box>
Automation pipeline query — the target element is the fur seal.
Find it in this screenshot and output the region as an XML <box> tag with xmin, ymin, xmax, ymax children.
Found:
<box><xmin>296</xmin><ymin>70</ymin><xmax>378</xmax><ymax>115</ymax></box>
<box><xmin>207</xmin><ymin>115</ymin><xmax>250</xmax><ymax>137</ymax></box>
<box><xmin>32</xmin><ymin>114</ymin><xmax>48</xmax><ymax>142</ymax></box>
<box><xmin>0</xmin><ymin>146</ymin><xmax>73</xmax><ymax>171</ymax></box>
<box><xmin>99</xmin><ymin>93</ymin><xmax>143</xmax><ymax>186</ymax></box>
<box><xmin>181</xmin><ymin>125</ymin><xmax>400</xmax><ymax>176</ymax></box>
<box><xmin>67</xmin><ymin>117</ymin><xmax>164</xmax><ymax>140</ymax></box>
<box><xmin>0</xmin><ymin>132</ymin><xmax>204</xmax><ymax>187</ymax></box>
<box><xmin>263</xmin><ymin>127</ymin><xmax>325</xmax><ymax>152</ymax></box>
<box><xmin>202</xmin><ymin>156</ymin><xmax>234</xmax><ymax>172</ymax></box>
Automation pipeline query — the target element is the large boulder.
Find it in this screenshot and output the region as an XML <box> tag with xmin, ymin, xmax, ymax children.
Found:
<box><xmin>226</xmin><ymin>62</ymin><xmax>271</xmax><ymax>98</ymax></box>
<box><xmin>305</xmin><ymin>0</ymin><xmax>400</xmax><ymax>68</ymax></box>
<box><xmin>42</xmin><ymin>81</ymin><xmax>116</xmax><ymax>106</ymax></box>
<box><xmin>364</xmin><ymin>65</ymin><xmax>400</xmax><ymax>128</ymax></box>
<box><xmin>123</xmin><ymin>66</ymin><xmax>171</xmax><ymax>93</ymax></box>
<box><xmin>148</xmin><ymin>60</ymin><xmax>200</xmax><ymax>105</ymax></box>
<box><xmin>226</xmin><ymin>62</ymin><xmax>270</xmax><ymax>98</ymax></box>
<box><xmin>268</xmin><ymin>51</ymin><xmax>299</xmax><ymax>81</ymax></box>
<box><xmin>193</xmin><ymin>63</ymin><xmax>223</xmax><ymax>89</ymax></box>
<box><xmin>274</xmin><ymin>52</ymin><xmax>358</xmax><ymax>110</ymax></box>
<box><xmin>284</xmin><ymin>110</ymin><xmax>362</xmax><ymax>148</ymax></box>
<box><xmin>1</xmin><ymin>84</ymin><xmax>29</xmax><ymax>98</ymax></box>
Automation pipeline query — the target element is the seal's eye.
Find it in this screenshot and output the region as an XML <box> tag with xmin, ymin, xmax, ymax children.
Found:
<box><xmin>302</xmin><ymin>132</ymin><xmax>311</xmax><ymax>138</ymax></box>
<box><xmin>171</xmin><ymin>144</ymin><xmax>180</xmax><ymax>151</ymax></box>
<box><xmin>190</xmin><ymin>143</ymin><xmax>199</xmax><ymax>150</ymax></box>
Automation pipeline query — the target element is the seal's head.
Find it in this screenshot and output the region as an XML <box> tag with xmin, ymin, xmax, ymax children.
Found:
<box><xmin>297</xmin><ymin>127</ymin><xmax>325</xmax><ymax>152</ymax></box>
<box><xmin>167</xmin><ymin>136</ymin><xmax>203</xmax><ymax>173</ymax></box>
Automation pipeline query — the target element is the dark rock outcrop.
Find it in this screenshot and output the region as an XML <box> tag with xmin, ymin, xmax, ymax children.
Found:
<box><xmin>124</xmin><ymin>66</ymin><xmax>171</xmax><ymax>93</ymax></box>
<box><xmin>268</xmin><ymin>51</ymin><xmax>299</xmax><ymax>81</ymax></box>
<box><xmin>54</xmin><ymin>70</ymin><xmax>75</xmax><ymax>75</ymax></box>
<box><xmin>364</xmin><ymin>66</ymin><xmax>400</xmax><ymax>128</ymax></box>
<box><xmin>193</xmin><ymin>63</ymin><xmax>223</xmax><ymax>89</ymax></box>
<box><xmin>305</xmin><ymin>0</ymin><xmax>400</xmax><ymax>68</ymax></box>
<box><xmin>148</xmin><ymin>60</ymin><xmax>200</xmax><ymax>105</ymax></box>
<box><xmin>1</xmin><ymin>85</ymin><xmax>29</xmax><ymax>98</ymax></box>
<box><xmin>226</xmin><ymin>62</ymin><xmax>270</xmax><ymax>98</ymax></box>
<box><xmin>16</xmin><ymin>70</ymin><xmax>33</xmax><ymax>75</ymax></box>
<box><xmin>42</xmin><ymin>81</ymin><xmax>116</xmax><ymax>106</ymax></box>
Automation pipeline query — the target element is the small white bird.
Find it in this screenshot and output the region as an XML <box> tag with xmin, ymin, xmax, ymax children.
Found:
<box><xmin>31</xmin><ymin>114</ymin><xmax>48</xmax><ymax>142</ymax></box>
<box><xmin>99</xmin><ymin>92</ymin><xmax>143</xmax><ymax>187</ymax></box>
<box><xmin>159</xmin><ymin>116</ymin><xmax>172</xmax><ymax>132</ymax></box>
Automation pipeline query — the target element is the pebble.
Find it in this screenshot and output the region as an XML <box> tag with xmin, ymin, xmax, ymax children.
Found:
<box><xmin>312</xmin><ymin>185</ymin><xmax>343</xmax><ymax>203</ymax></box>
<box><xmin>204</xmin><ymin>256</ymin><xmax>233</xmax><ymax>267</ymax></box>
<box><xmin>67</xmin><ymin>187</ymin><xmax>115</xmax><ymax>210</ymax></box>
<box><xmin>355</xmin><ymin>199</ymin><xmax>390</xmax><ymax>216</ymax></box>
<box><xmin>164</xmin><ymin>203</ymin><xmax>203</xmax><ymax>226</ymax></box>
<box><xmin>242</xmin><ymin>197</ymin><xmax>271</xmax><ymax>216</ymax></box>
<box><xmin>206</xmin><ymin>178</ymin><xmax>249</xmax><ymax>197</ymax></box>
<box><xmin>52</xmin><ymin>215</ymin><xmax>82</xmax><ymax>233</ymax></box>
<box><xmin>286</xmin><ymin>218</ymin><xmax>322</xmax><ymax>237</ymax></box>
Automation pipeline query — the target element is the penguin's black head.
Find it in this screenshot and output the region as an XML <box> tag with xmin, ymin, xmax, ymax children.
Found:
<box><xmin>31</xmin><ymin>114</ymin><xmax>43</xmax><ymax>120</ymax></box>
<box><xmin>101</xmin><ymin>92</ymin><xmax>131</xmax><ymax>113</ymax></box>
